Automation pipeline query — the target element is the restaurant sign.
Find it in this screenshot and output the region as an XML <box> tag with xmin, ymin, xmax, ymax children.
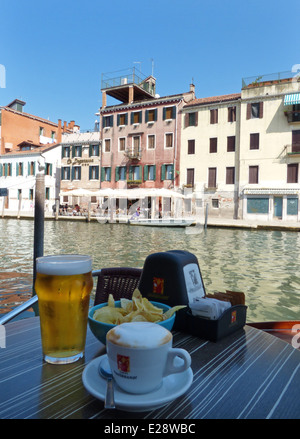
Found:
<box><xmin>0</xmin><ymin>188</ymin><xmax>8</xmax><ymax>197</ymax></box>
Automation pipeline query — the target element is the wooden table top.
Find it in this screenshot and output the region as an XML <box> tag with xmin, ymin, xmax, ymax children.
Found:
<box><xmin>1</xmin><ymin>317</ymin><xmax>300</xmax><ymax>420</ymax></box>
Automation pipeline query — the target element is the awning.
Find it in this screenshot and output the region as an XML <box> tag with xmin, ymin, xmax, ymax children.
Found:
<box><xmin>284</xmin><ymin>93</ymin><xmax>300</xmax><ymax>106</ymax></box>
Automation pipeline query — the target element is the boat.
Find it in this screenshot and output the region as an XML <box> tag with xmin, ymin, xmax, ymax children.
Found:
<box><xmin>128</xmin><ymin>217</ymin><xmax>195</xmax><ymax>227</ymax></box>
<box><xmin>247</xmin><ymin>320</ymin><xmax>300</xmax><ymax>349</ymax></box>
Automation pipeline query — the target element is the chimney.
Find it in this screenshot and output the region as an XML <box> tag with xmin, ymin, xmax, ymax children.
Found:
<box><xmin>190</xmin><ymin>83</ymin><xmax>195</xmax><ymax>99</ymax></box>
<box><xmin>68</xmin><ymin>120</ymin><xmax>75</xmax><ymax>130</ymax></box>
<box><xmin>57</xmin><ymin>119</ymin><xmax>62</xmax><ymax>144</ymax></box>
<box><xmin>63</xmin><ymin>121</ymin><xmax>67</xmax><ymax>132</ymax></box>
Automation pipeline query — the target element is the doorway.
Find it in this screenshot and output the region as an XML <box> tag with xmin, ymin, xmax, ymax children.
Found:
<box><xmin>274</xmin><ymin>197</ymin><xmax>283</xmax><ymax>218</ymax></box>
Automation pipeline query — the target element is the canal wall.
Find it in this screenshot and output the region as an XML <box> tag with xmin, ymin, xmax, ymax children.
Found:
<box><xmin>1</xmin><ymin>210</ymin><xmax>300</xmax><ymax>231</ymax></box>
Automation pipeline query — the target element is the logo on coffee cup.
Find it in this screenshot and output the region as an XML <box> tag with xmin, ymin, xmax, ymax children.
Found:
<box><xmin>117</xmin><ymin>354</ymin><xmax>130</xmax><ymax>373</ymax></box>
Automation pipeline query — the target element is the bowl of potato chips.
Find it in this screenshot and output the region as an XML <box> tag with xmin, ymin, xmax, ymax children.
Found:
<box><xmin>88</xmin><ymin>289</ymin><xmax>186</xmax><ymax>344</ymax></box>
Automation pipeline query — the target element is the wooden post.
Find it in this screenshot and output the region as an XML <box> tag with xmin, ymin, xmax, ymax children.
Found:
<box><xmin>32</xmin><ymin>164</ymin><xmax>45</xmax><ymax>314</ymax></box>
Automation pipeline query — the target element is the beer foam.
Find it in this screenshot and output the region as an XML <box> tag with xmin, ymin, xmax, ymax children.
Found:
<box><xmin>36</xmin><ymin>254</ymin><xmax>92</xmax><ymax>275</ymax></box>
<box><xmin>107</xmin><ymin>322</ymin><xmax>172</xmax><ymax>348</ymax></box>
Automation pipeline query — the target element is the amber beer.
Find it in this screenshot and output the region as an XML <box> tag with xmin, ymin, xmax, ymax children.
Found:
<box><xmin>35</xmin><ymin>255</ymin><xmax>93</xmax><ymax>364</ymax></box>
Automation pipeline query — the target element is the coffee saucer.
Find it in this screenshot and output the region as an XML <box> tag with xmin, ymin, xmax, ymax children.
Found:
<box><xmin>82</xmin><ymin>354</ymin><xmax>193</xmax><ymax>412</ymax></box>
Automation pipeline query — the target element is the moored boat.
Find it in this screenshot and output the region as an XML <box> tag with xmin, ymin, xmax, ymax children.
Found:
<box><xmin>128</xmin><ymin>217</ymin><xmax>195</xmax><ymax>227</ymax></box>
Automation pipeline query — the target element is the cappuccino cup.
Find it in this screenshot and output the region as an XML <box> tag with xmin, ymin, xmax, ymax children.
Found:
<box><xmin>106</xmin><ymin>322</ymin><xmax>191</xmax><ymax>394</ymax></box>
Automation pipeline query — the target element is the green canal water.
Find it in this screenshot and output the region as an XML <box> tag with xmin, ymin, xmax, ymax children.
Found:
<box><xmin>1</xmin><ymin>218</ymin><xmax>300</xmax><ymax>323</ymax></box>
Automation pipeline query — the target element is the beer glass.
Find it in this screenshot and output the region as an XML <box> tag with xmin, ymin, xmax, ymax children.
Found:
<box><xmin>35</xmin><ymin>254</ymin><xmax>93</xmax><ymax>364</ymax></box>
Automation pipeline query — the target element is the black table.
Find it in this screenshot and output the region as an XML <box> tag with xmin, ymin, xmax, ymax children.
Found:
<box><xmin>1</xmin><ymin>317</ymin><xmax>300</xmax><ymax>419</ymax></box>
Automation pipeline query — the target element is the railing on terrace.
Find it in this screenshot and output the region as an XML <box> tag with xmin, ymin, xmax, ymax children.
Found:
<box><xmin>242</xmin><ymin>70</ymin><xmax>294</xmax><ymax>89</ymax></box>
<box><xmin>101</xmin><ymin>67</ymin><xmax>154</xmax><ymax>96</ymax></box>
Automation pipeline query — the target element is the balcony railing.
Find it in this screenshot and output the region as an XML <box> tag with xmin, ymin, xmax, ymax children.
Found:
<box><xmin>101</xmin><ymin>67</ymin><xmax>155</xmax><ymax>97</ymax></box>
<box><xmin>242</xmin><ymin>70</ymin><xmax>294</xmax><ymax>89</ymax></box>
<box><xmin>285</xmin><ymin>144</ymin><xmax>300</xmax><ymax>155</ymax></box>
<box><xmin>124</xmin><ymin>148</ymin><xmax>142</xmax><ymax>160</ymax></box>
<box><xmin>284</xmin><ymin>110</ymin><xmax>300</xmax><ymax>123</ymax></box>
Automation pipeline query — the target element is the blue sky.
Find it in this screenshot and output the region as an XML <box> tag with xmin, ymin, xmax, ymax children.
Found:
<box><xmin>1</xmin><ymin>0</ymin><xmax>299</xmax><ymax>130</ymax></box>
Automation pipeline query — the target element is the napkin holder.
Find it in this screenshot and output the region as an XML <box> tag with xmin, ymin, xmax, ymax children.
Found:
<box><xmin>185</xmin><ymin>304</ymin><xmax>247</xmax><ymax>342</ymax></box>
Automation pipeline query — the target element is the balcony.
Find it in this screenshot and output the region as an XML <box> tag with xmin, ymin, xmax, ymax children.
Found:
<box><xmin>101</xmin><ymin>67</ymin><xmax>156</xmax><ymax>103</ymax></box>
<box><xmin>124</xmin><ymin>148</ymin><xmax>141</xmax><ymax>161</ymax></box>
<box><xmin>284</xmin><ymin>110</ymin><xmax>300</xmax><ymax>123</ymax></box>
<box><xmin>285</xmin><ymin>144</ymin><xmax>300</xmax><ymax>156</ymax></box>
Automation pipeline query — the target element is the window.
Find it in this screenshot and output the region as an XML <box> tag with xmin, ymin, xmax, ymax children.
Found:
<box><xmin>228</xmin><ymin>106</ymin><xmax>236</xmax><ymax>122</ymax></box>
<box><xmin>4</xmin><ymin>163</ymin><xmax>12</xmax><ymax>177</ymax></box>
<box><xmin>45</xmin><ymin>187</ymin><xmax>50</xmax><ymax>200</ymax></box>
<box><xmin>115</xmin><ymin>166</ymin><xmax>127</xmax><ymax>181</ymax></box>
<box><xmin>117</xmin><ymin>113</ymin><xmax>128</xmax><ymax>126</ymax></box>
<box><xmin>73</xmin><ymin>145</ymin><xmax>82</xmax><ymax>157</ymax></box>
<box><xmin>188</xmin><ymin>139</ymin><xmax>195</xmax><ymax>154</ymax></box>
<box><xmin>287</xmin><ymin>163</ymin><xmax>298</xmax><ymax>183</ymax></box>
<box><xmin>249</xmin><ymin>166</ymin><xmax>259</xmax><ymax>184</ymax></box>
<box><xmin>28</xmin><ymin>162</ymin><xmax>35</xmax><ymax>175</ymax></box>
<box><xmin>29</xmin><ymin>189</ymin><xmax>34</xmax><ymax>201</ymax></box>
<box><xmin>89</xmin><ymin>166</ymin><xmax>99</xmax><ymax>180</ymax></box>
<box><xmin>210</xmin><ymin>138</ymin><xmax>217</xmax><ymax>153</ymax></box>
<box><xmin>131</xmin><ymin>111</ymin><xmax>142</xmax><ymax>124</ymax></box>
<box><xmin>212</xmin><ymin>199</ymin><xmax>219</xmax><ymax>208</ymax></box>
<box><xmin>226</xmin><ymin>167</ymin><xmax>235</xmax><ymax>184</ymax></box>
<box><xmin>208</xmin><ymin>168</ymin><xmax>217</xmax><ymax>188</ymax></box>
<box><xmin>247</xmin><ymin>198</ymin><xmax>269</xmax><ymax>214</ymax></box>
<box><xmin>186</xmin><ymin>168</ymin><xmax>194</xmax><ymax>186</ymax></box>
<box><xmin>39</xmin><ymin>127</ymin><xmax>44</xmax><ymax>136</ymax></box>
<box><xmin>104</xmin><ymin>139</ymin><xmax>111</xmax><ymax>153</ymax></box>
<box><xmin>133</xmin><ymin>136</ymin><xmax>140</xmax><ymax>155</ymax></box>
<box><xmin>161</xmin><ymin>164</ymin><xmax>174</xmax><ymax>180</ymax></box>
<box><xmin>62</xmin><ymin>146</ymin><xmax>70</xmax><ymax>158</ymax></box>
<box><xmin>287</xmin><ymin>198</ymin><xmax>298</xmax><ymax>215</ymax></box>
<box><xmin>101</xmin><ymin>167</ymin><xmax>111</xmax><ymax>181</ymax></box>
<box><xmin>246</xmin><ymin>102</ymin><xmax>263</xmax><ymax>119</ymax></box>
<box><xmin>119</xmin><ymin>137</ymin><xmax>126</xmax><ymax>152</ymax></box>
<box><xmin>103</xmin><ymin>115</ymin><xmax>113</xmax><ymax>128</ymax></box>
<box><xmin>51</xmin><ymin>131</ymin><xmax>56</xmax><ymax>140</ymax></box>
<box><xmin>185</xmin><ymin>112</ymin><xmax>198</xmax><ymax>127</ymax></box>
<box><xmin>250</xmin><ymin>133</ymin><xmax>259</xmax><ymax>150</ymax></box>
<box><xmin>163</xmin><ymin>106</ymin><xmax>176</xmax><ymax>120</ymax></box>
<box><xmin>130</xmin><ymin>165</ymin><xmax>142</xmax><ymax>181</ymax></box>
<box><xmin>61</xmin><ymin>167</ymin><xmax>70</xmax><ymax>180</ymax></box>
<box><xmin>72</xmin><ymin>166</ymin><xmax>81</xmax><ymax>180</ymax></box>
<box><xmin>210</xmin><ymin>109</ymin><xmax>218</xmax><ymax>124</ymax></box>
<box><xmin>292</xmin><ymin>130</ymin><xmax>300</xmax><ymax>153</ymax></box>
<box><xmin>144</xmin><ymin>165</ymin><xmax>156</xmax><ymax>181</ymax></box>
<box><xmin>89</xmin><ymin>144</ymin><xmax>99</xmax><ymax>156</ymax></box>
<box><xmin>16</xmin><ymin>162</ymin><xmax>23</xmax><ymax>176</ymax></box>
<box><xmin>145</xmin><ymin>109</ymin><xmax>157</xmax><ymax>123</ymax></box>
<box><xmin>165</xmin><ymin>133</ymin><xmax>173</xmax><ymax>148</ymax></box>
<box><xmin>147</xmin><ymin>134</ymin><xmax>155</xmax><ymax>149</ymax></box>
<box><xmin>227</xmin><ymin>136</ymin><xmax>236</xmax><ymax>152</ymax></box>
<box><xmin>45</xmin><ymin>163</ymin><xmax>52</xmax><ymax>176</ymax></box>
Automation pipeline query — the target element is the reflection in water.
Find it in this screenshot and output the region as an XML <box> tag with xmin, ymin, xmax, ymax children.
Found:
<box><xmin>1</xmin><ymin>219</ymin><xmax>300</xmax><ymax>323</ymax></box>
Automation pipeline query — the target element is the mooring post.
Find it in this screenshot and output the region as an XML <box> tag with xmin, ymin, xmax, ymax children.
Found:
<box><xmin>32</xmin><ymin>160</ymin><xmax>45</xmax><ymax>314</ymax></box>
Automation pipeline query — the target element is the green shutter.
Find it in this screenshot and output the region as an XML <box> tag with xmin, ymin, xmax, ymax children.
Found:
<box><xmin>50</xmin><ymin>164</ymin><xmax>52</xmax><ymax>176</ymax></box>
<box><xmin>0</xmin><ymin>164</ymin><xmax>2</xmax><ymax>177</ymax></box>
<box><xmin>115</xmin><ymin>166</ymin><xmax>120</xmax><ymax>182</ymax></box>
<box><xmin>170</xmin><ymin>164</ymin><xmax>174</xmax><ymax>180</ymax></box>
<box><xmin>89</xmin><ymin>166</ymin><xmax>92</xmax><ymax>180</ymax></box>
<box><xmin>108</xmin><ymin>167</ymin><xmax>111</xmax><ymax>181</ymax></box>
<box><xmin>117</xmin><ymin>114</ymin><xmax>120</xmax><ymax>126</ymax></box>
<box><xmin>154</xmin><ymin>109</ymin><xmax>157</xmax><ymax>121</ymax></box>
<box><xmin>16</xmin><ymin>163</ymin><xmax>19</xmax><ymax>176</ymax></box>
<box><xmin>89</xmin><ymin>145</ymin><xmax>92</xmax><ymax>157</ymax></box>
<box><xmin>72</xmin><ymin>145</ymin><xmax>75</xmax><ymax>158</ymax></box>
<box><xmin>145</xmin><ymin>110</ymin><xmax>149</xmax><ymax>123</ymax></box>
<box><xmin>125</xmin><ymin>113</ymin><xmax>128</xmax><ymax>125</ymax></box>
<box><xmin>138</xmin><ymin>165</ymin><xmax>142</xmax><ymax>180</ymax></box>
<box><xmin>33</xmin><ymin>162</ymin><xmax>36</xmax><ymax>175</ymax></box>
<box><xmin>161</xmin><ymin>164</ymin><xmax>166</xmax><ymax>181</ymax></box>
<box><xmin>172</xmin><ymin>106</ymin><xmax>176</xmax><ymax>119</ymax></box>
<box><xmin>131</xmin><ymin>113</ymin><xmax>134</xmax><ymax>125</ymax></box>
<box><xmin>129</xmin><ymin>166</ymin><xmax>133</xmax><ymax>180</ymax></box>
<box><xmin>28</xmin><ymin>162</ymin><xmax>30</xmax><ymax>176</ymax></box>
<box><xmin>163</xmin><ymin>108</ymin><xmax>166</xmax><ymax>120</ymax></box>
<box><xmin>153</xmin><ymin>165</ymin><xmax>156</xmax><ymax>180</ymax></box>
<box><xmin>144</xmin><ymin>165</ymin><xmax>148</xmax><ymax>181</ymax></box>
<box><xmin>101</xmin><ymin>167</ymin><xmax>105</xmax><ymax>182</ymax></box>
<box><xmin>139</xmin><ymin>111</ymin><xmax>142</xmax><ymax>123</ymax></box>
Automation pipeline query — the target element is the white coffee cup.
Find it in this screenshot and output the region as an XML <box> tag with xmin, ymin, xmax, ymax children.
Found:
<box><xmin>106</xmin><ymin>322</ymin><xmax>191</xmax><ymax>394</ymax></box>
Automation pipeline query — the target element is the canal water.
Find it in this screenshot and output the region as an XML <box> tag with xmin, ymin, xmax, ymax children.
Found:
<box><xmin>1</xmin><ymin>218</ymin><xmax>300</xmax><ymax>323</ymax></box>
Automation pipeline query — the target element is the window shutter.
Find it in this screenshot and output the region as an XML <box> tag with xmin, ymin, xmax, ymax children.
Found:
<box><xmin>0</xmin><ymin>164</ymin><xmax>2</xmax><ymax>177</ymax></box>
<box><xmin>117</xmin><ymin>114</ymin><xmax>120</xmax><ymax>126</ymax></box>
<box><xmin>138</xmin><ymin>165</ymin><xmax>142</xmax><ymax>180</ymax></box>
<box><xmin>89</xmin><ymin>145</ymin><xmax>92</xmax><ymax>156</ymax></box>
<box><xmin>163</xmin><ymin>107</ymin><xmax>166</xmax><ymax>120</ymax></box>
<box><xmin>61</xmin><ymin>168</ymin><xmax>64</xmax><ymax>180</ymax></box>
<box><xmin>61</xmin><ymin>147</ymin><xmax>64</xmax><ymax>158</ymax></box>
<box><xmin>161</xmin><ymin>164</ymin><xmax>166</xmax><ymax>181</ymax></box>
<box><xmin>170</xmin><ymin>164</ymin><xmax>174</xmax><ymax>180</ymax></box>
<box><xmin>129</xmin><ymin>166</ymin><xmax>133</xmax><ymax>180</ymax></box>
<box><xmin>28</xmin><ymin>162</ymin><xmax>30</xmax><ymax>175</ymax></box>
<box><xmin>100</xmin><ymin>167</ymin><xmax>105</xmax><ymax>182</ymax></box>
<box><xmin>144</xmin><ymin>165</ymin><xmax>148</xmax><ymax>181</ymax></box>
<box><xmin>145</xmin><ymin>110</ymin><xmax>149</xmax><ymax>123</ymax></box>
<box><xmin>153</xmin><ymin>165</ymin><xmax>156</xmax><ymax>180</ymax></box>
<box><xmin>131</xmin><ymin>112</ymin><xmax>134</xmax><ymax>124</ymax></box>
<box><xmin>33</xmin><ymin>162</ymin><xmax>36</xmax><ymax>175</ymax></box>
<box><xmin>115</xmin><ymin>166</ymin><xmax>120</xmax><ymax>182</ymax></box>
<box><xmin>72</xmin><ymin>167</ymin><xmax>75</xmax><ymax>180</ymax></box>
<box><xmin>154</xmin><ymin>109</ymin><xmax>157</xmax><ymax>121</ymax></box>
<box><xmin>184</xmin><ymin>113</ymin><xmax>189</xmax><ymax>128</ymax></box>
<box><xmin>50</xmin><ymin>164</ymin><xmax>52</xmax><ymax>176</ymax></box>
<box><xmin>172</xmin><ymin>106</ymin><xmax>176</xmax><ymax>119</ymax></box>
<box><xmin>139</xmin><ymin>111</ymin><xmax>142</xmax><ymax>123</ymax></box>
<box><xmin>89</xmin><ymin>166</ymin><xmax>92</xmax><ymax>180</ymax></box>
<box><xmin>259</xmin><ymin>102</ymin><xmax>264</xmax><ymax>119</ymax></box>
<box><xmin>194</xmin><ymin>112</ymin><xmax>198</xmax><ymax>126</ymax></box>
<box><xmin>107</xmin><ymin>167</ymin><xmax>111</xmax><ymax>181</ymax></box>
<box><xmin>72</xmin><ymin>145</ymin><xmax>75</xmax><ymax>157</ymax></box>
<box><xmin>246</xmin><ymin>103</ymin><xmax>251</xmax><ymax>120</ymax></box>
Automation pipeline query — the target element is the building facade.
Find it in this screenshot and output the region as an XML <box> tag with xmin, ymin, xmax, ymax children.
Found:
<box><xmin>181</xmin><ymin>71</ymin><xmax>300</xmax><ymax>222</ymax></box>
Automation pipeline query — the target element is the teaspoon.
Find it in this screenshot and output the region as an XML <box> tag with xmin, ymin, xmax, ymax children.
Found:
<box><xmin>98</xmin><ymin>356</ymin><xmax>115</xmax><ymax>409</ymax></box>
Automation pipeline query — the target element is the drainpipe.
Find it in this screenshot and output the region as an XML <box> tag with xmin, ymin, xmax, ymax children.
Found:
<box><xmin>173</xmin><ymin>99</ymin><xmax>182</xmax><ymax>190</ymax></box>
<box><xmin>235</xmin><ymin>98</ymin><xmax>242</xmax><ymax>219</ymax></box>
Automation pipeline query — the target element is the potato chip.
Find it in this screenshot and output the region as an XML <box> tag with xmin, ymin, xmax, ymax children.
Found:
<box><xmin>92</xmin><ymin>289</ymin><xmax>186</xmax><ymax>326</ymax></box>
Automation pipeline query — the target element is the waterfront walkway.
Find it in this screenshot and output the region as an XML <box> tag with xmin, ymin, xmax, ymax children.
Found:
<box><xmin>2</xmin><ymin>210</ymin><xmax>300</xmax><ymax>231</ymax></box>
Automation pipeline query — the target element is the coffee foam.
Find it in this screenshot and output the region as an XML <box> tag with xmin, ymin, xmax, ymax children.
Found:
<box><xmin>107</xmin><ymin>322</ymin><xmax>172</xmax><ymax>348</ymax></box>
<box><xmin>36</xmin><ymin>254</ymin><xmax>92</xmax><ymax>276</ymax></box>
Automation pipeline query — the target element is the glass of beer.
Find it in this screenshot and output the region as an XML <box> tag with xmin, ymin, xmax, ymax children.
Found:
<box><xmin>35</xmin><ymin>254</ymin><xmax>93</xmax><ymax>364</ymax></box>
